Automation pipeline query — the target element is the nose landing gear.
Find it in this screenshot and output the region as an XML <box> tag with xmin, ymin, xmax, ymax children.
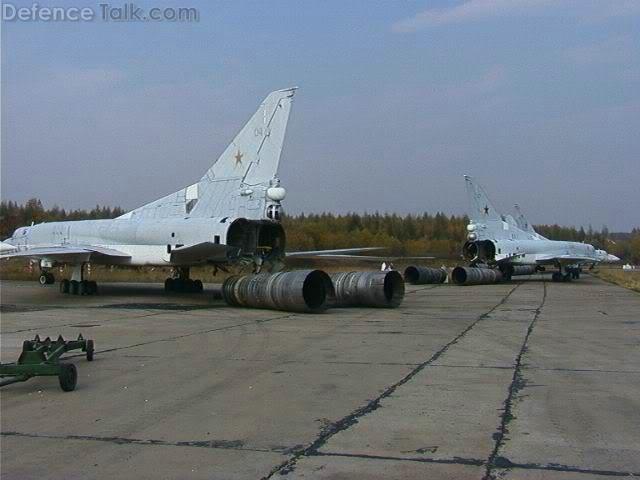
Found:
<box><xmin>39</xmin><ymin>272</ymin><xmax>55</xmax><ymax>285</ymax></box>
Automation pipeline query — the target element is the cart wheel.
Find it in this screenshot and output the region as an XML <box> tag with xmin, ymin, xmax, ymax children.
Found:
<box><xmin>58</xmin><ymin>363</ymin><xmax>77</xmax><ymax>392</ymax></box>
<box><xmin>86</xmin><ymin>340</ymin><xmax>95</xmax><ymax>361</ymax></box>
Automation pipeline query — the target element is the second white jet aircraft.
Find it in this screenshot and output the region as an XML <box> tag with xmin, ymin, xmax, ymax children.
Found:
<box><xmin>463</xmin><ymin>176</ymin><xmax>619</xmax><ymax>282</ymax></box>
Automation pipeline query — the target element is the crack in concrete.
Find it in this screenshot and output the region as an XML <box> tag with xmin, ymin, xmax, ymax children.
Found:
<box><xmin>494</xmin><ymin>456</ymin><xmax>640</xmax><ymax>477</ymax></box>
<box><xmin>261</xmin><ymin>284</ymin><xmax>522</xmax><ymax>479</ymax></box>
<box><xmin>313</xmin><ymin>451</ymin><xmax>640</xmax><ymax>477</ymax></box>
<box><xmin>430</xmin><ymin>364</ymin><xmax>640</xmax><ymax>374</ymax></box>
<box><xmin>315</xmin><ymin>451</ymin><xmax>484</xmax><ymax>466</ymax></box>
<box><xmin>224</xmin><ymin>358</ymin><xmax>422</xmax><ymax>367</ymax></box>
<box><xmin>483</xmin><ymin>281</ymin><xmax>547</xmax><ymax>480</ymax></box>
<box><xmin>0</xmin><ymin>430</ymin><xmax>291</xmax><ymax>454</ymax></box>
<box><xmin>4</xmin><ymin>309</ymin><xmax>184</xmax><ymax>334</ymax></box>
<box><xmin>59</xmin><ymin>313</ymin><xmax>294</xmax><ymax>359</ymax></box>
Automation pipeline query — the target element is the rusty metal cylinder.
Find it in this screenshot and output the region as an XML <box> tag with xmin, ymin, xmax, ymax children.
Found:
<box><xmin>222</xmin><ymin>269</ymin><xmax>335</xmax><ymax>313</ymax></box>
<box><xmin>330</xmin><ymin>271</ymin><xmax>405</xmax><ymax>308</ymax></box>
<box><xmin>511</xmin><ymin>265</ymin><xmax>537</xmax><ymax>276</ymax></box>
<box><xmin>451</xmin><ymin>266</ymin><xmax>503</xmax><ymax>285</ymax></box>
<box><xmin>403</xmin><ymin>266</ymin><xmax>447</xmax><ymax>285</ymax></box>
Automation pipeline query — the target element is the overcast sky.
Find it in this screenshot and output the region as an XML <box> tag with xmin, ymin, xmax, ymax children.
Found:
<box><xmin>1</xmin><ymin>0</ymin><xmax>639</xmax><ymax>231</ymax></box>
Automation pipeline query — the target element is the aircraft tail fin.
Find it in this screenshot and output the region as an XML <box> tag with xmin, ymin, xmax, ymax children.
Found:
<box><xmin>199</xmin><ymin>87</ymin><xmax>297</xmax><ymax>186</ymax></box>
<box><xmin>464</xmin><ymin>175</ymin><xmax>502</xmax><ymax>224</ymax></box>
<box><xmin>514</xmin><ymin>204</ymin><xmax>534</xmax><ymax>233</ymax></box>
<box><xmin>119</xmin><ymin>88</ymin><xmax>297</xmax><ymax>221</ymax></box>
<box><xmin>514</xmin><ymin>204</ymin><xmax>546</xmax><ymax>239</ymax></box>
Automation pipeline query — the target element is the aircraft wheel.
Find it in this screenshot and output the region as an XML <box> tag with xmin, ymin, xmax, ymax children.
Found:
<box><xmin>60</xmin><ymin>279</ymin><xmax>70</xmax><ymax>294</ymax></box>
<box><xmin>82</xmin><ymin>280</ymin><xmax>97</xmax><ymax>295</ymax></box>
<box><xmin>85</xmin><ymin>340</ymin><xmax>95</xmax><ymax>361</ymax></box>
<box><xmin>58</xmin><ymin>363</ymin><xmax>77</xmax><ymax>392</ymax></box>
<box><xmin>164</xmin><ymin>278</ymin><xmax>175</xmax><ymax>292</ymax></box>
<box><xmin>70</xmin><ymin>280</ymin><xmax>80</xmax><ymax>295</ymax></box>
<box><xmin>194</xmin><ymin>279</ymin><xmax>203</xmax><ymax>292</ymax></box>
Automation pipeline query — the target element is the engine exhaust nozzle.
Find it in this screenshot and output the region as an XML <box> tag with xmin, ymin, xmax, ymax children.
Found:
<box><xmin>330</xmin><ymin>270</ymin><xmax>405</xmax><ymax>308</ymax></box>
<box><xmin>222</xmin><ymin>269</ymin><xmax>335</xmax><ymax>313</ymax></box>
<box><xmin>403</xmin><ymin>266</ymin><xmax>447</xmax><ymax>285</ymax></box>
<box><xmin>451</xmin><ymin>266</ymin><xmax>503</xmax><ymax>286</ymax></box>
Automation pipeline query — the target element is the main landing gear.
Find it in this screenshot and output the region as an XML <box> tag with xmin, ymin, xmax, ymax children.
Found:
<box><xmin>164</xmin><ymin>267</ymin><xmax>204</xmax><ymax>293</ymax></box>
<box><xmin>552</xmin><ymin>267</ymin><xmax>581</xmax><ymax>282</ymax></box>
<box><xmin>59</xmin><ymin>263</ymin><xmax>99</xmax><ymax>295</ymax></box>
<box><xmin>60</xmin><ymin>279</ymin><xmax>98</xmax><ymax>295</ymax></box>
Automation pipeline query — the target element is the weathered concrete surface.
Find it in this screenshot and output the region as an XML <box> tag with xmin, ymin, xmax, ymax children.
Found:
<box><xmin>1</xmin><ymin>275</ymin><xmax>638</xmax><ymax>479</ymax></box>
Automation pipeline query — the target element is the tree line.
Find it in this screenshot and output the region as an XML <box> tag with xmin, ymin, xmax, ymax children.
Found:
<box><xmin>1</xmin><ymin>199</ymin><xmax>638</xmax><ymax>263</ymax></box>
<box><xmin>0</xmin><ymin>199</ymin><xmax>125</xmax><ymax>239</ymax></box>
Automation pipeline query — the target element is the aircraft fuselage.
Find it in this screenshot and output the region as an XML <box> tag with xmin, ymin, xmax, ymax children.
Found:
<box><xmin>463</xmin><ymin>237</ymin><xmax>598</xmax><ymax>266</ymax></box>
<box><xmin>7</xmin><ymin>217</ymin><xmax>286</xmax><ymax>267</ymax></box>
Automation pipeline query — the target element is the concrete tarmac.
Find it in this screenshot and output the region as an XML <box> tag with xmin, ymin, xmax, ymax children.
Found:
<box><xmin>0</xmin><ymin>275</ymin><xmax>638</xmax><ymax>479</ymax></box>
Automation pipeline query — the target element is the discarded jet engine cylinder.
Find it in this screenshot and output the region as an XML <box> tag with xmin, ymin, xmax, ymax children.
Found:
<box><xmin>330</xmin><ymin>271</ymin><xmax>405</xmax><ymax>308</ymax></box>
<box><xmin>451</xmin><ymin>266</ymin><xmax>503</xmax><ymax>286</ymax></box>
<box><xmin>222</xmin><ymin>270</ymin><xmax>335</xmax><ymax>313</ymax></box>
<box><xmin>511</xmin><ymin>265</ymin><xmax>537</xmax><ymax>276</ymax></box>
<box><xmin>403</xmin><ymin>266</ymin><xmax>447</xmax><ymax>285</ymax></box>
<box><xmin>499</xmin><ymin>264</ymin><xmax>537</xmax><ymax>280</ymax></box>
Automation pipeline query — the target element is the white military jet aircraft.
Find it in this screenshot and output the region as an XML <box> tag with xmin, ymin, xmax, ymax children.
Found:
<box><xmin>1</xmin><ymin>88</ymin><xmax>376</xmax><ymax>294</ymax></box>
<box><xmin>462</xmin><ymin>176</ymin><xmax>619</xmax><ymax>282</ymax></box>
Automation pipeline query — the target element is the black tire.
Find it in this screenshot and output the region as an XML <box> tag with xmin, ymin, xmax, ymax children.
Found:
<box><xmin>46</xmin><ymin>273</ymin><xmax>55</xmax><ymax>284</ymax></box>
<box><xmin>552</xmin><ymin>272</ymin><xmax>562</xmax><ymax>282</ymax></box>
<box><xmin>86</xmin><ymin>339</ymin><xmax>95</xmax><ymax>361</ymax></box>
<box><xmin>194</xmin><ymin>279</ymin><xmax>203</xmax><ymax>292</ymax></box>
<box><xmin>60</xmin><ymin>279</ymin><xmax>70</xmax><ymax>294</ymax></box>
<box><xmin>89</xmin><ymin>281</ymin><xmax>98</xmax><ymax>295</ymax></box>
<box><xmin>58</xmin><ymin>363</ymin><xmax>77</xmax><ymax>392</ymax></box>
<box><xmin>39</xmin><ymin>274</ymin><xmax>48</xmax><ymax>286</ymax></box>
<box><xmin>79</xmin><ymin>281</ymin><xmax>88</xmax><ymax>296</ymax></box>
<box><xmin>70</xmin><ymin>280</ymin><xmax>80</xmax><ymax>295</ymax></box>
<box><xmin>164</xmin><ymin>278</ymin><xmax>174</xmax><ymax>292</ymax></box>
